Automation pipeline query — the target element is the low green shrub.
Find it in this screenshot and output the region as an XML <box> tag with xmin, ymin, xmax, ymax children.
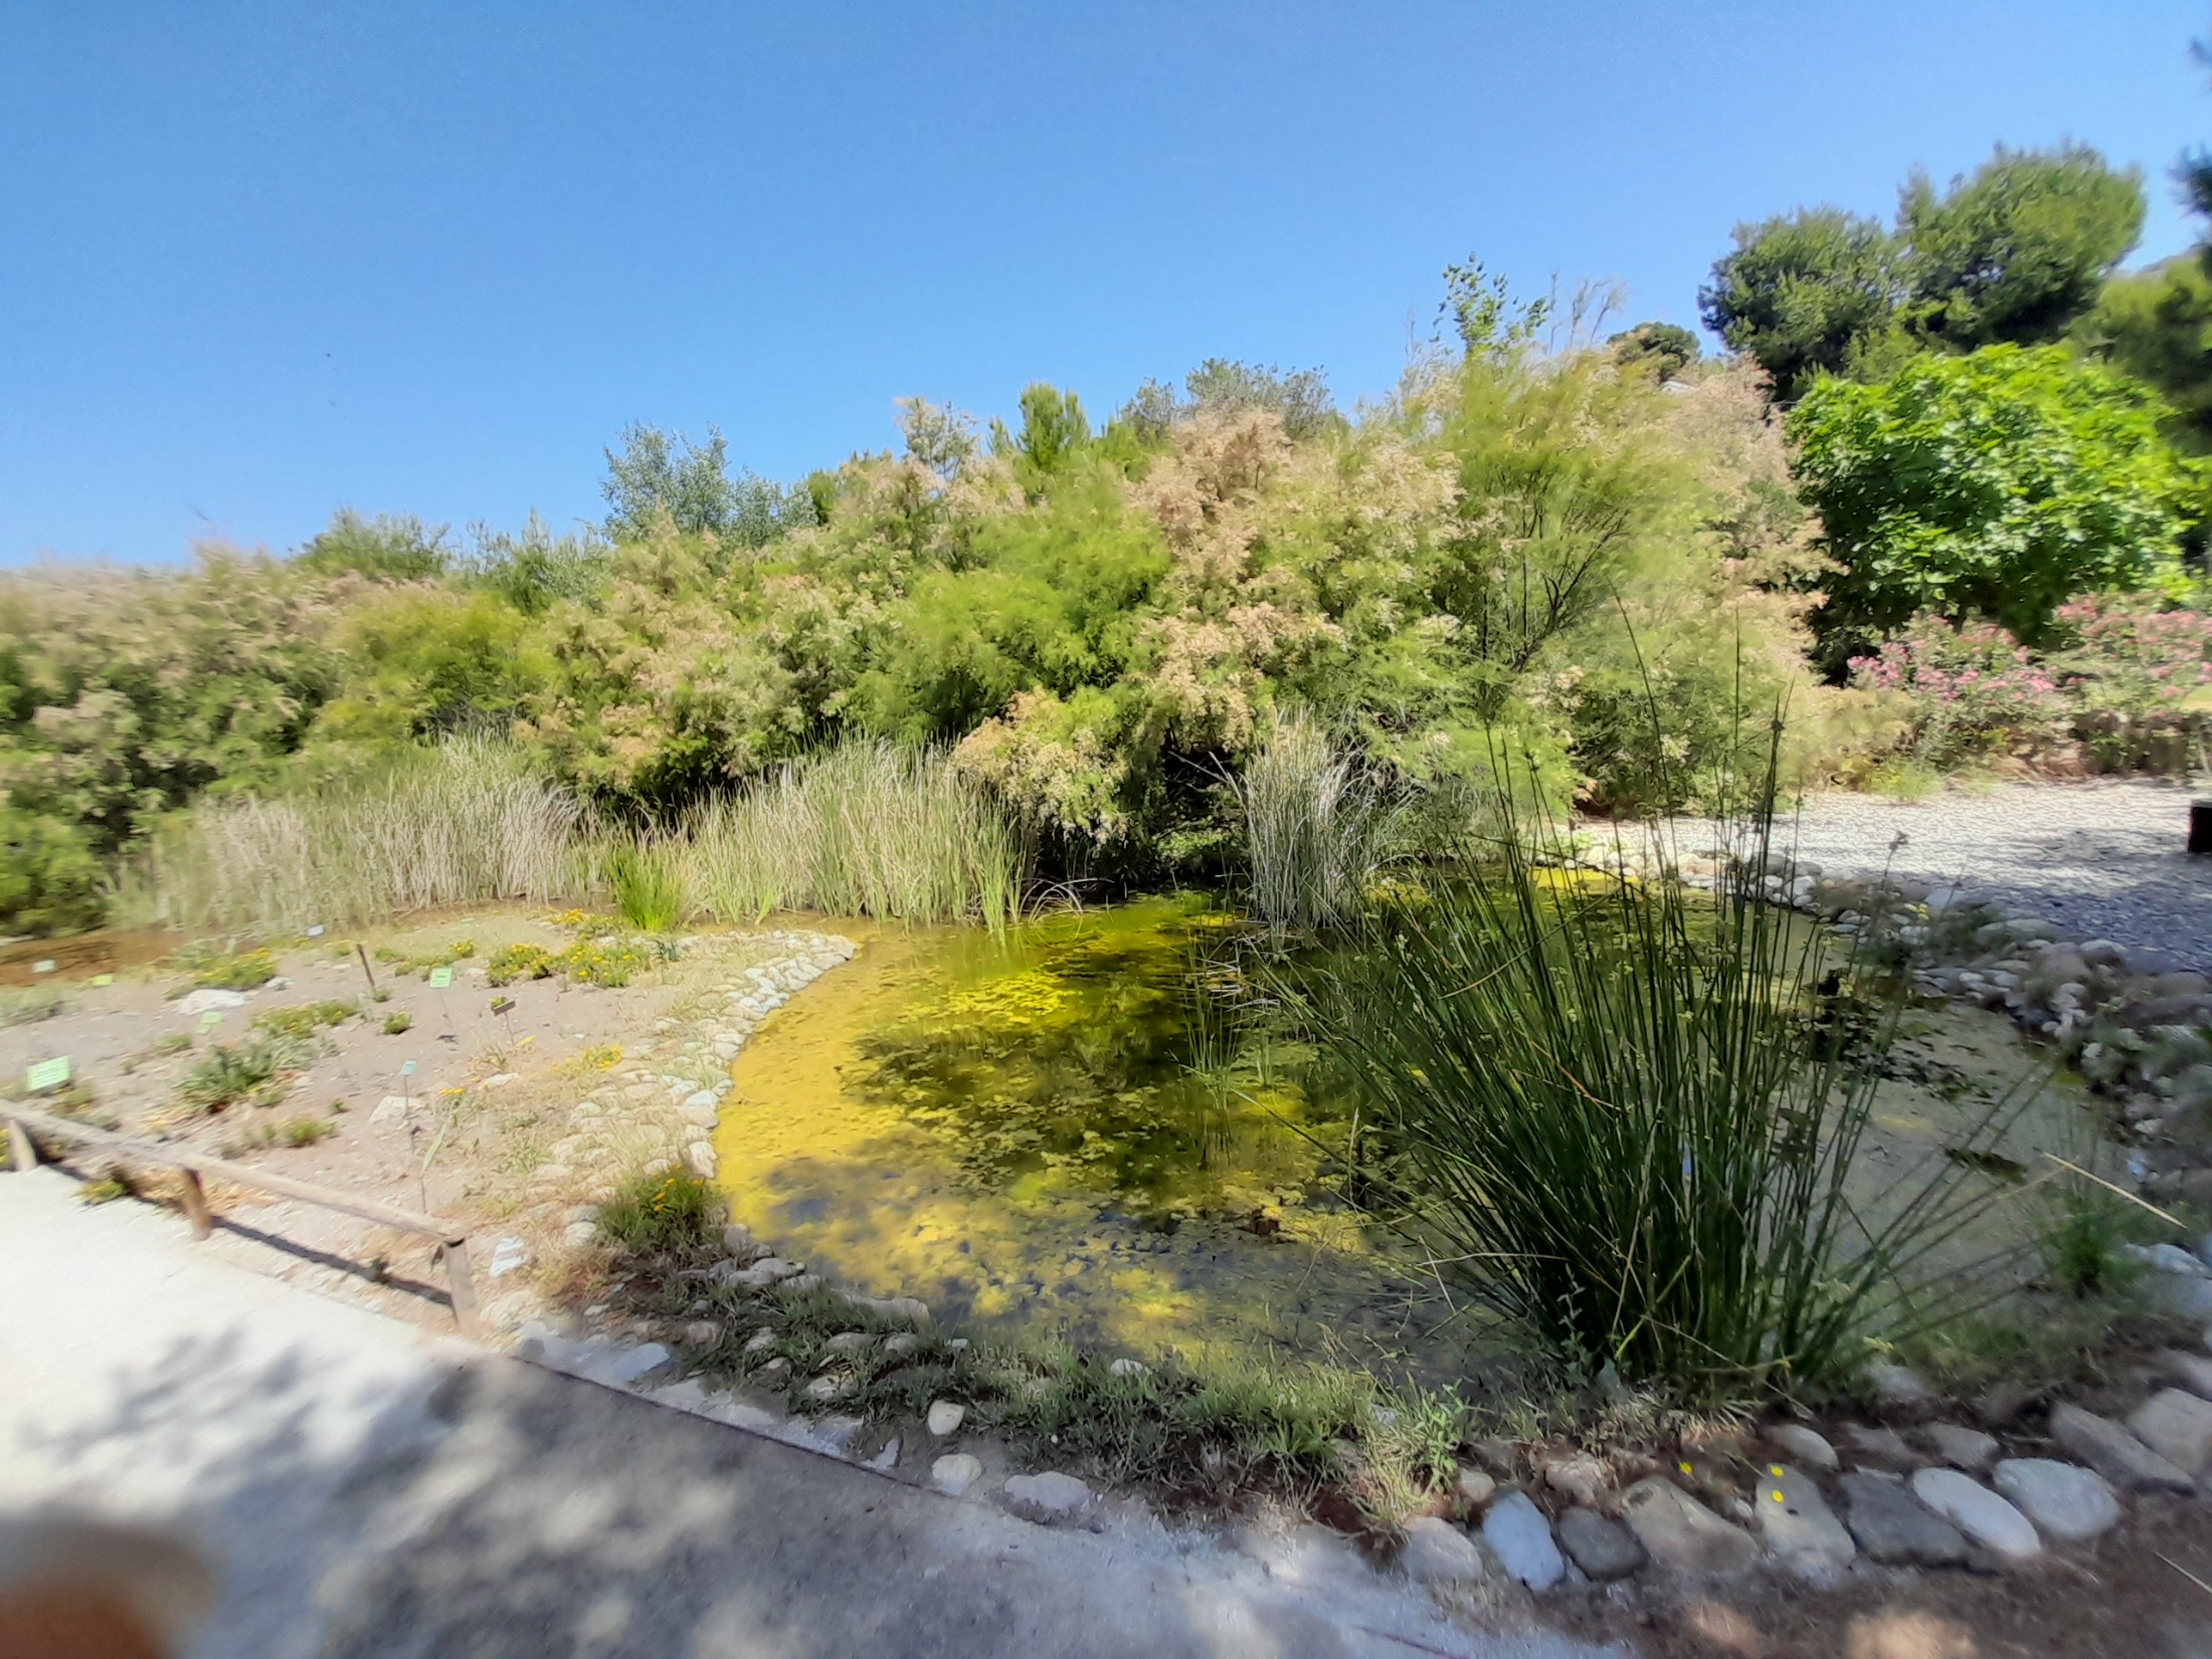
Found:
<box><xmin>381</xmin><ymin>1011</ymin><xmax>413</xmax><ymax>1035</ymax></box>
<box><xmin>189</xmin><ymin>948</ymin><xmax>279</xmax><ymax>991</ymax></box>
<box><xmin>178</xmin><ymin>1036</ymin><xmax>295</xmax><ymax>1114</ymax></box>
<box><xmin>486</xmin><ymin>936</ymin><xmax>655</xmax><ymax>988</ymax></box>
<box><xmin>252</xmin><ymin>1000</ymin><xmax>357</xmax><ymax>1038</ymax></box>
<box><xmin>0</xmin><ymin>986</ymin><xmax>67</xmax><ymax>1026</ymax></box>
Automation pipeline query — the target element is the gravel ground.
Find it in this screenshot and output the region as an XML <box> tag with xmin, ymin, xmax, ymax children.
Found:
<box><xmin>1776</xmin><ymin>779</ymin><xmax>2212</xmax><ymax>969</ymax></box>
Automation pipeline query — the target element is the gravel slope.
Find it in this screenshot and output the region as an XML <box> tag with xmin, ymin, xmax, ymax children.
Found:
<box><xmin>1777</xmin><ymin>780</ymin><xmax>2212</xmax><ymax>968</ymax></box>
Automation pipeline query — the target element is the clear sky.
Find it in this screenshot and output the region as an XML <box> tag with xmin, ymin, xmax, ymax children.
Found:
<box><xmin>3</xmin><ymin>1</ymin><xmax>2205</xmax><ymax>565</ymax></box>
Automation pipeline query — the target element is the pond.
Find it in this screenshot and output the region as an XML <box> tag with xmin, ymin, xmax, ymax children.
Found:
<box><xmin>713</xmin><ymin>896</ymin><xmax>2104</xmax><ymax>1379</ymax></box>
<box><xmin>711</xmin><ymin>896</ymin><xmax>1487</xmax><ymax>1375</ymax></box>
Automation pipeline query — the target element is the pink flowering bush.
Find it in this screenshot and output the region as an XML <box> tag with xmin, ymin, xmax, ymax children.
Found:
<box><xmin>1849</xmin><ymin>613</ymin><xmax>2066</xmax><ymax>766</ymax></box>
<box><xmin>2049</xmin><ymin>592</ymin><xmax>2212</xmax><ymax>718</ymax></box>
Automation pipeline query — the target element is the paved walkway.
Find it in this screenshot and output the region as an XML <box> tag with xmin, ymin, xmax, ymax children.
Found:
<box><xmin>0</xmin><ymin>1167</ymin><xmax>1611</xmax><ymax>1659</ymax></box>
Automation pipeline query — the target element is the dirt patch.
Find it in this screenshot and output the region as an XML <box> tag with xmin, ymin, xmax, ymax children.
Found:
<box><xmin>1</xmin><ymin>906</ymin><xmax>832</xmax><ymax>1334</ymax></box>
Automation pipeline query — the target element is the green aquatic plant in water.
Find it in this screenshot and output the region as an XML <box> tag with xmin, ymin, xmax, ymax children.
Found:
<box><xmin>1300</xmin><ymin>777</ymin><xmax>2039</xmax><ymax>1399</ymax></box>
<box><xmin>846</xmin><ymin>901</ymin><xmax>1332</xmax><ymax>1217</ymax></box>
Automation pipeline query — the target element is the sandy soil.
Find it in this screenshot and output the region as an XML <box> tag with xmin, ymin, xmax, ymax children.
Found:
<box><xmin>0</xmin><ymin>906</ymin><xmax>801</xmax><ymax>1336</ymax></box>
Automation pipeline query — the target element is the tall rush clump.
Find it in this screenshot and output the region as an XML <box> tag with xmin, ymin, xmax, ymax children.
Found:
<box><xmin>1303</xmin><ymin>745</ymin><xmax>2028</xmax><ymax>1398</ymax></box>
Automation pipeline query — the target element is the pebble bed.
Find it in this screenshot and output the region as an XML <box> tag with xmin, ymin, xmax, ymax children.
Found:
<box><xmin>1775</xmin><ymin>780</ymin><xmax>2212</xmax><ymax>969</ymax></box>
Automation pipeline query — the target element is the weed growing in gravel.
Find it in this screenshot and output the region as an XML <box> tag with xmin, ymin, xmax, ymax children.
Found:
<box><xmin>381</xmin><ymin>1011</ymin><xmax>413</xmax><ymax>1036</ymax></box>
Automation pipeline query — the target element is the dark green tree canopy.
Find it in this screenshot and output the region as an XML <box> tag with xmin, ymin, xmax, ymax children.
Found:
<box><xmin>1897</xmin><ymin>143</ymin><xmax>2144</xmax><ymax>349</ymax></box>
<box><xmin>1698</xmin><ymin>209</ymin><xmax>1899</xmax><ymax>400</ymax></box>
<box><xmin>1608</xmin><ymin>320</ymin><xmax>1701</xmax><ymax>381</ymax></box>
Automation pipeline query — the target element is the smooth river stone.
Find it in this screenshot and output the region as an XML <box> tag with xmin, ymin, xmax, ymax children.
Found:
<box><xmin>1480</xmin><ymin>1492</ymin><xmax>1565</xmax><ymax>1589</ymax></box>
<box><xmin>1909</xmin><ymin>1468</ymin><xmax>2042</xmax><ymax>1565</ymax></box>
<box><xmin>2125</xmin><ymin>1389</ymin><xmax>2212</xmax><ymax>1476</ymax></box>
<box><xmin>1554</xmin><ymin>1508</ymin><xmax>1644</xmax><ymax>1581</ymax></box>
<box><xmin>1400</xmin><ymin>1517</ymin><xmax>1487</xmax><ymax>1585</ymax></box>
<box><xmin>1991</xmin><ymin>1459</ymin><xmax>2120</xmax><ymax>1542</ymax></box>
<box><xmin>1838</xmin><ymin>1472</ymin><xmax>1966</xmax><ymax>1566</ymax></box>
<box><xmin>1620</xmin><ymin>1477</ymin><xmax>1760</xmax><ymax>1577</ymax></box>
<box><xmin>2049</xmin><ymin>1402</ymin><xmax>2193</xmax><ymax>1493</ymax></box>
<box><xmin>1756</xmin><ymin>1465</ymin><xmax>1856</xmax><ymax>1583</ymax></box>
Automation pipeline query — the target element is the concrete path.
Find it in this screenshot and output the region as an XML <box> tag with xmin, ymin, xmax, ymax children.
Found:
<box><xmin>0</xmin><ymin>1168</ymin><xmax>1614</xmax><ymax>1659</ymax></box>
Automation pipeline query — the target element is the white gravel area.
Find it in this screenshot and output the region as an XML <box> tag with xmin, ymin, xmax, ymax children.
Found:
<box><xmin>1778</xmin><ymin>780</ymin><xmax>2212</xmax><ymax>969</ymax></box>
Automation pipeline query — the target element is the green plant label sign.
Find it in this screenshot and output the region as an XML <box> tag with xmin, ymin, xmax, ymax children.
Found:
<box><xmin>89</xmin><ymin>974</ymin><xmax>113</xmax><ymax>988</ymax></box>
<box><xmin>400</xmin><ymin>1060</ymin><xmax>416</xmax><ymax>1076</ymax></box>
<box><xmin>26</xmin><ymin>1057</ymin><xmax>70</xmax><ymax>1092</ymax></box>
<box><xmin>428</xmin><ymin>966</ymin><xmax>453</xmax><ymax>988</ymax></box>
<box><xmin>198</xmin><ymin>1011</ymin><xmax>223</xmax><ymax>1032</ymax></box>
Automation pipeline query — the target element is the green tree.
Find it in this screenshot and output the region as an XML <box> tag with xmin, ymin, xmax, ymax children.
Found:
<box><xmin>1897</xmin><ymin>143</ymin><xmax>2145</xmax><ymax>349</ymax></box>
<box><xmin>1699</xmin><ymin>209</ymin><xmax>1899</xmax><ymax>398</ymax></box>
<box><xmin>992</xmin><ymin>383</ymin><xmax>1091</xmax><ymax>495</ymax></box>
<box><xmin>2074</xmin><ymin>257</ymin><xmax>2212</xmax><ymax>449</ymax></box>
<box><xmin>1787</xmin><ymin>344</ymin><xmax>2195</xmax><ymax>661</ymax></box>
<box><xmin>296</xmin><ymin>509</ymin><xmax>453</xmax><ymax>580</ymax></box>
<box><xmin>1608</xmin><ymin>321</ymin><xmax>1701</xmax><ymax>381</ymax></box>
<box><xmin>600</xmin><ymin>422</ymin><xmax>815</xmax><ymax>546</ymax></box>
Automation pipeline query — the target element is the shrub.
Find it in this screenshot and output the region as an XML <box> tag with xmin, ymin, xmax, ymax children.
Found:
<box><xmin>1789</xmin><ymin>345</ymin><xmax>2196</xmax><ymax>660</ymax></box>
<box><xmin>1849</xmin><ymin>613</ymin><xmax>2066</xmax><ymax>766</ymax></box>
<box><xmin>381</xmin><ymin>1011</ymin><xmax>413</xmax><ymax>1036</ymax></box>
<box><xmin>179</xmin><ymin>1038</ymin><xmax>293</xmax><ymax>1114</ymax></box>
<box><xmin>252</xmin><ymin>1000</ymin><xmax>357</xmax><ymax>1038</ymax></box>
<box><xmin>191</xmin><ymin>949</ymin><xmax>279</xmax><ymax>991</ymax></box>
<box><xmin>2049</xmin><ymin>592</ymin><xmax>2212</xmax><ymax>717</ymax></box>
<box><xmin>279</xmin><ymin>1115</ymin><xmax>336</xmax><ymax>1147</ymax></box>
<box><xmin>596</xmin><ymin>1167</ymin><xmax>717</xmax><ymax>1253</ymax></box>
<box><xmin>1298</xmin><ymin>768</ymin><xmax>2031</xmax><ymax>1397</ymax></box>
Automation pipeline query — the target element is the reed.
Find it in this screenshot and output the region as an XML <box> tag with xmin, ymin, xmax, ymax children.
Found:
<box><xmin>683</xmin><ymin>740</ymin><xmax>1024</xmax><ymax>931</ymax></box>
<box><xmin>1232</xmin><ymin>709</ymin><xmax>1404</xmax><ymax>935</ymax></box>
<box><xmin>125</xmin><ymin>738</ymin><xmax>586</xmax><ymax>932</ymax></box>
<box><xmin>1300</xmin><ymin>753</ymin><xmax>2033</xmax><ymax>1398</ymax></box>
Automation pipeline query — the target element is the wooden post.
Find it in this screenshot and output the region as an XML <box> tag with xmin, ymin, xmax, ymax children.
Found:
<box><xmin>178</xmin><ymin>1170</ymin><xmax>214</xmax><ymax>1240</ymax></box>
<box><xmin>7</xmin><ymin>1115</ymin><xmax>35</xmax><ymax>1173</ymax></box>
<box><xmin>441</xmin><ymin>1237</ymin><xmax>483</xmax><ymax>1340</ymax></box>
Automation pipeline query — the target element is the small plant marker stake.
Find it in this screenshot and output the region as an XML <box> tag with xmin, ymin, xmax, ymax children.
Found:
<box><xmin>356</xmin><ymin>943</ymin><xmax>379</xmax><ymax>994</ymax></box>
<box><xmin>26</xmin><ymin>1056</ymin><xmax>70</xmax><ymax>1093</ymax></box>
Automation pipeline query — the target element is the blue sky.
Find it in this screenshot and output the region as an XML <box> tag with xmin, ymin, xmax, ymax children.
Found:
<box><xmin>3</xmin><ymin>0</ymin><xmax>2205</xmax><ymax>564</ymax></box>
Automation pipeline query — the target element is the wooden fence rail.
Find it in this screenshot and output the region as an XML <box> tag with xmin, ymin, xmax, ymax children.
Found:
<box><xmin>4</xmin><ymin>1105</ymin><xmax>480</xmax><ymax>1338</ymax></box>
